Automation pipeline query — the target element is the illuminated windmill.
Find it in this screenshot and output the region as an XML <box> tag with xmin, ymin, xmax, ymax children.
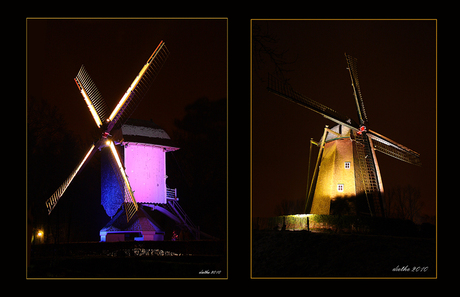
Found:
<box><xmin>45</xmin><ymin>41</ymin><xmax>200</xmax><ymax>241</ymax></box>
<box><xmin>99</xmin><ymin>118</ymin><xmax>200</xmax><ymax>242</ymax></box>
<box><xmin>267</xmin><ymin>53</ymin><xmax>421</xmax><ymax>217</ymax></box>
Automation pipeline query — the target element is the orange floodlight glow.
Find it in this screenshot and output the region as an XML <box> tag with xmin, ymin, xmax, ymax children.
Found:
<box><xmin>78</xmin><ymin>144</ymin><xmax>96</xmax><ymax>172</ymax></box>
<box><xmin>109</xmin><ymin>89</ymin><xmax>130</xmax><ymax>121</ymax></box>
<box><xmin>108</xmin><ymin>41</ymin><xmax>165</xmax><ymax>122</ymax></box>
<box><xmin>148</xmin><ymin>40</ymin><xmax>164</xmax><ymax>63</ymax></box>
<box><xmin>108</xmin><ymin>64</ymin><xmax>149</xmax><ymax>121</ymax></box>
<box><xmin>80</xmin><ymin>87</ymin><xmax>103</xmax><ymax>127</ymax></box>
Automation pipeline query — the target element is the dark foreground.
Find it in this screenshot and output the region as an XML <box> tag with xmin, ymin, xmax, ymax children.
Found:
<box><xmin>252</xmin><ymin>230</ymin><xmax>436</xmax><ymax>278</ymax></box>
<box><xmin>28</xmin><ymin>240</ymin><xmax>226</xmax><ymax>278</ymax></box>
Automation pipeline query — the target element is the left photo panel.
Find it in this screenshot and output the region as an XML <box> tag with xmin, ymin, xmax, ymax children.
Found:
<box><xmin>27</xmin><ymin>18</ymin><xmax>227</xmax><ymax>279</ymax></box>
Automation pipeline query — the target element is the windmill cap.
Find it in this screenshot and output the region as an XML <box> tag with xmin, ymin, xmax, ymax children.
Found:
<box><xmin>324</xmin><ymin>123</ymin><xmax>352</xmax><ymax>142</ymax></box>
<box><xmin>121</xmin><ymin>118</ymin><xmax>179</xmax><ymax>151</ymax></box>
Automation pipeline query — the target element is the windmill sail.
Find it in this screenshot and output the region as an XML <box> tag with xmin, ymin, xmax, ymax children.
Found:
<box><xmin>45</xmin><ymin>144</ymin><xmax>96</xmax><ymax>214</ymax></box>
<box><xmin>368</xmin><ymin>130</ymin><xmax>422</xmax><ymax>166</ymax></box>
<box><xmin>45</xmin><ymin>41</ymin><xmax>169</xmax><ymax>223</ymax></box>
<box><xmin>345</xmin><ymin>53</ymin><xmax>368</xmax><ymax>126</ymax></box>
<box><xmin>267</xmin><ymin>73</ymin><xmax>359</xmax><ymax>131</ymax></box>
<box><xmin>107</xmin><ymin>140</ymin><xmax>138</xmax><ymax>221</ymax></box>
<box><xmin>107</xmin><ymin>40</ymin><xmax>170</xmax><ymax>132</ymax></box>
<box><xmin>266</xmin><ymin>53</ymin><xmax>422</xmax><ymax>219</ymax></box>
<box><xmin>75</xmin><ymin>65</ymin><xmax>109</xmax><ymax>127</ymax></box>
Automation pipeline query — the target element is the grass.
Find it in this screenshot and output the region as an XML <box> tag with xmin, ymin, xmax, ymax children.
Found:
<box><xmin>252</xmin><ymin>230</ymin><xmax>436</xmax><ymax>277</ymax></box>
<box><xmin>28</xmin><ymin>254</ymin><xmax>226</xmax><ymax>278</ymax></box>
<box><xmin>28</xmin><ymin>240</ymin><xmax>226</xmax><ymax>278</ymax></box>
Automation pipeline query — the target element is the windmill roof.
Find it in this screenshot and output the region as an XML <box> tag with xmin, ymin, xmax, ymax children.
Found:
<box><xmin>325</xmin><ymin>123</ymin><xmax>352</xmax><ymax>142</ymax></box>
<box><xmin>121</xmin><ymin>119</ymin><xmax>179</xmax><ymax>151</ymax></box>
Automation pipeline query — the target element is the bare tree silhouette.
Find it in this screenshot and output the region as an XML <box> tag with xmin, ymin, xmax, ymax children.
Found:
<box><xmin>252</xmin><ymin>22</ymin><xmax>297</xmax><ymax>82</ymax></box>
<box><xmin>385</xmin><ymin>185</ymin><xmax>423</xmax><ymax>222</ymax></box>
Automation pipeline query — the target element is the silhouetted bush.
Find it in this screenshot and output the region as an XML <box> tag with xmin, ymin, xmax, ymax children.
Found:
<box><xmin>255</xmin><ymin>214</ymin><xmax>431</xmax><ymax>238</ymax></box>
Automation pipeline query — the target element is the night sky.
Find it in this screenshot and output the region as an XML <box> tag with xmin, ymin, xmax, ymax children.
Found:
<box><xmin>252</xmin><ymin>20</ymin><xmax>436</xmax><ymax>218</ymax></box>
<box><xmin>27</xmin><ymin>18</ymin><xmax>436</xmax><ymax>236</ymax></box>
<box><xmin>27</xmin><ymin>19</ymin><xmax>227</xmax><ymax>141</ymax></box>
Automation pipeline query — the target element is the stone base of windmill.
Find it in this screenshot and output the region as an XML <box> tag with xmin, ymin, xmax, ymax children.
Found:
<box><xmin>100</xmin><ymin>206</ymin><xmax>165</xmax><ymax>242</ymax></box>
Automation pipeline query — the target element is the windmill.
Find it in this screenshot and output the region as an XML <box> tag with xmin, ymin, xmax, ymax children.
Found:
<box><xmin>267</xmin><ymin>53</ymin><xmax>421</xmax><ymax>217</ymax></box>
<box><xmin>99</xmin><ymin>118</ymin><xmax>203</xmax><ymax>241</ymax></box>
<box><xmin>45</xmin><ymin>41</ymin><xmax>171</xmax><ymax>224</ymax></box>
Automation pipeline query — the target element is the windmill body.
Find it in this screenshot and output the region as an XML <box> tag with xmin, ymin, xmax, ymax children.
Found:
<box><xmin>308</xmin><ymin>122</ymin><xmax>385</xmax><ymax>216</ymax></box>
<box><xmin>267</xmin><ymin>54</ymin><xmax>421</xmax><ymax>217</ymax></box>
<box><xmin>310</xmin><ymin>124</ymin><xmax>357</xmax><ymax>214</ymax></box>
<box><xmin>111</xmin><ymin>119</ymin><xmax>179</xmax><ymax>208</ymax></box>
<box><xmin>100</xmin><ymin>119</ymin><xmax>182</xmax><ymax>242</ymax></box>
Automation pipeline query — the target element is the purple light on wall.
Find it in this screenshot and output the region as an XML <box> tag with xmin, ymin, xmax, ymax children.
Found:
<box><xmin>124</xmin><ymin>143</ymin><xmax>166</xmax><ymax>204</ymax></box>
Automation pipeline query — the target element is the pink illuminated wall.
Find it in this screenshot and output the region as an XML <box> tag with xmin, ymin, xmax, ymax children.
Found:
<box><xmin>124</xmin><ymin>143</ymin><xmax>166</xmax><ymax>204</ymax></box>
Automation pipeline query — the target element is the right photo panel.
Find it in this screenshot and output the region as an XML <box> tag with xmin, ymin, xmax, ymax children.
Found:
<box><xmin>251</xmin><ymin>19</ymin><xmax>437</xmax><ymax>278</ymax></box>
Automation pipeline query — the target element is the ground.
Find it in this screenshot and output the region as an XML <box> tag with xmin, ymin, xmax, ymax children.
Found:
<box><xmin>28</xmin><ymin>255</ymin><xmax>225</xmax><ymax>278</ymax></box>
<box><xmin>252</xmin><ymin>230</ymin><xmax>436</xmax><ymax>278</ymax></box>
<box><xmin>27</xmin><ymin>240</ymin><xmax>226</xmax><ymax>278</ymax></box>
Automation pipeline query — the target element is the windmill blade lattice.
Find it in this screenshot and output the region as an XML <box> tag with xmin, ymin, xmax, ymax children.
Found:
<box><xmin>345</xmin><ymin>53</ymin><xmax>368</xmax><ymax>126</ymax></box>
<box><xmin>368</xmin><ymin>130</ymin><xmax>421</xmax><ymax>166</ymax></box>
<box><xmin>267</xmin><ymin>73</ymin><xmax>359</xmax><ymax>131</ymax></box>
<box><xmin>74</xmin><ymin>65</ymin><xmax>109</xmax><ymax>128</ymax></box>
<box><xmin>45</xmin><ymin>144</ymin><xmax>96</xmax><ymax>214</ymax></box>
<box><xmin>106</xmin><ymin>140</ymin><xmax>138</xmax><ymax>221</ymax></box>
<box><xmin>107</xmin><ymin>41</ymin><xmax>170</xmax><ymax>132</ymax></box>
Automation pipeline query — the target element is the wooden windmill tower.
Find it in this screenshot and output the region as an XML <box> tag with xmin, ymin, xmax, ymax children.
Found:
<box><xmin>267</xmin><ymin>53</ymin><xmax>421</xmax><ymax>217</ymax></box>
<box><xmin>100</xmin><ymin>118</ymin><xmax>200</xmax><ymax>241</ymax></box>
<box><xmin>45</xmin><ymin>41</ymin><xmax>201</xmax><ymax>240</ymax></box>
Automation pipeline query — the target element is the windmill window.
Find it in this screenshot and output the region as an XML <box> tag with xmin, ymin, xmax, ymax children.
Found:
<box><xmin>337</xmin><ymin>184</ymin><xmax>344</xmax><ymax>192</ymax></box>
<box><xmin>344</xmin><ymin>162</ymin><xmax>351</xmax><ymax>169</ymax></box>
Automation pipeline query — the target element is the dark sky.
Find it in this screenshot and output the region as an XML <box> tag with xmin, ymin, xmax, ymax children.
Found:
<box><xmin>252</xmin><ymin>20</ymin><xmax>436</xmax><ymax>218</ymax></box>
<box><xmin>27</xmin><ymin>19</ymin><xmax>227</xmax><ymax>241</ymax></box>
<box><xmin>27</xmin><ymin>19</ymin><xmax>227</xmax><ymax>141</ymax></box>
<box><xmin>27</xmin><ymin>18</ymin><xmax>436</xmax><ymax>226</ymax></box>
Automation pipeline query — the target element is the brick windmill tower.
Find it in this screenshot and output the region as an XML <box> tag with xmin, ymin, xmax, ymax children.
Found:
<box><xmin>267</xmin><ymin>54</ymin><xmax>421</xmax><ymax>217</ymax></box>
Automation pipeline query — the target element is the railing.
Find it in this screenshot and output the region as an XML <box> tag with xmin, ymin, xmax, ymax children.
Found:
<box><xmin>166</xmin><ymin>187</ymin><xmax>178</xmax><ymax>200</ymax></box>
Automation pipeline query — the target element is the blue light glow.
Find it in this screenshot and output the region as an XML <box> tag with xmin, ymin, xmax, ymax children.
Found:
<box><xmin>101</xmin><ymin>148</ymin><xmax>124</xmax><ymax>217</ymax></box>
